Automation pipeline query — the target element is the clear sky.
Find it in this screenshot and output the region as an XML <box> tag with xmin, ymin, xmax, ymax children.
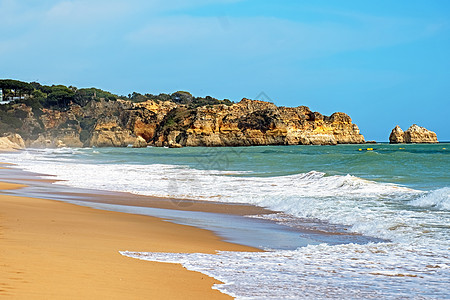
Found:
<box><xmin>1</xmin><ymin>0</ymin><xmax>449</xmax><ymax>141</ymax></box>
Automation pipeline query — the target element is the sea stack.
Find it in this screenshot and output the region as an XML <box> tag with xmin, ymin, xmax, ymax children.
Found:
<box><xmin>389</xmin><ymin>125</ymin><xmax>405</xmax><ymax>143</ymax></box>
<box><xmin>389</xmin><ymin>124</ymin><xmax>438</xmax><ymax>144</ymax></box>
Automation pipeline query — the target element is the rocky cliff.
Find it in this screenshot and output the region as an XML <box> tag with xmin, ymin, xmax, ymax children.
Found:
<box><xmin>152</xmin><ymin>98</ymin><xmax>365</xmax><ymax>147</ymax></box>
<box><xmin>0</xmin><ymin>133</ymin><xmax>25</xmax><ymax>151</ymax></box>
<box><xmin>389</xmin><ymin>124</ymin><xmax>438</xmax><ymax>144</ymax></box>
<box><xmin>1</xmin><ymin>96</ymin><xmax>365</xmax><ymax>148</ymax></box>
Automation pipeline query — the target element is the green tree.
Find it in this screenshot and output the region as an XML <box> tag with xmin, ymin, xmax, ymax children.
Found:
<box><xmin>0</xmin><ymin>79</ymin><xmax>33</xmax><ymax>100</ymax></box>
<box><xmin>74</xmin><ymin>88</ymin><xmax>118</xmax><ymax>106</ymax></box>
<box><xmin>46</xmin><ymin>85</ymin><xmax>75</xmax><ymax>108</ymax></box>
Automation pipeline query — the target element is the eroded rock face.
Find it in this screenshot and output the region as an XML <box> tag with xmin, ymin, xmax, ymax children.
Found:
<box><xmin>29</xmin><ymin>131</ymin><xmax>83</xmax><ymax>148</ymax></box>
<box><xmin>404</xmin><ymin>124</ymin><xmax>438</xmax><ymax>143</ymax></box>
<box><xmin>133</xmin><ymin>136</ymin><xmax>148</xmax><ymax>148</ymax></box>
<box><xmin>0</xmin><ymin>133</ymin><xmax>25</xmax><ymax>151</ymax></box>
<box><xmin>89</xmin><ymin>123</ymin><xmax>136</xmax><ymax>147</ymax></box>
<box><xmin>5</xmin><ymin>98</ymin><xmax>366</xmax><ymax>147</ymax></box>
<box><xmin>159</xmin><ymin>99</ymin><xmax>365</xmax><ymax>147</ymax></box>
<box><xmin>389</xmin><ymin>125</ymin><xmax>405</xmax><ymax>144</ymax></box>
<box><xmin>389</xmin><ymin>124</ymin><xmax>438</xmax><ymax>144</ymax></box>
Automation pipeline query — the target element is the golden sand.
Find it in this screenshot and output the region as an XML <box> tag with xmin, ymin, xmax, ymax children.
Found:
<box><xmin>0</xmin><ymin>178</ymin><xmax>259</xmax><ymax>299</ymax></box>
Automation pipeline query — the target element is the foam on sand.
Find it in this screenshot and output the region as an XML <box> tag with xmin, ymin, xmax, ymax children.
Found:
<box><xmin>121</xmin><ymin>242</ymin><xmax>450</xmax><ymax>300</ymax></box>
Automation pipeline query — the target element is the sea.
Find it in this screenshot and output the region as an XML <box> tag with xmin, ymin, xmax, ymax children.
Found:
<box><xmin>1</xmin><ymin>144</ymin><xmax>449</xmax><ymax>299</ymax></box>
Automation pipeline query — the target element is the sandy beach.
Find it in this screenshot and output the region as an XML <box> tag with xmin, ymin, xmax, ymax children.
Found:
<box><xmin>0</xmin><ymin>167</ymin><xmax>259</xmax><ymax>299</ymax></box>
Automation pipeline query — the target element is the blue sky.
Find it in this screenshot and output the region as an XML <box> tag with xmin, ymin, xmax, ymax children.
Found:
<box><xmin>1</xmin><ymin>0</ymin><xmax>449</xmax><ymax>141</ymax></box>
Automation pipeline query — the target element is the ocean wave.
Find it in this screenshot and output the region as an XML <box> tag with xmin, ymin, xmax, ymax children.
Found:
<box><xmin>409</xmin><ymin>188</ymin><xmax>450</xmax><ymax>211</ymax></box>
<box><xmin>7</xmin><ymin>160</ymin><xmax>418</xmax><ymax>202</ymax></box>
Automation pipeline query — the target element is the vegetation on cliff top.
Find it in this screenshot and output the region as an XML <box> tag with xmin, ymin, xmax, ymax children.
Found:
<box><xmin>129</xmin><ymin>90</ymin><xmax>233</xmax><ymax>108</ymax></box>
<box><xmin>1</xmin><ymin>79</ymin><xmax>233</xmax><ymax>109</ymax></box>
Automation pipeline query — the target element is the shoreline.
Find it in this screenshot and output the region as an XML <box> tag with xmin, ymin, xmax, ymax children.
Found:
<box><xmin>0</xmin><ymin>163</ymin><xmax>385</xmax><ymax>245</ymax></box>
<box><xmin>0</xmin><ymin>161</ymin><xmax>274</xmax><ymax>216</ymax></box>
<box><xmin>1</xmin><ymin>145</ymin><xmax>447</xmax><ymax>298</ymax></box>
<box><xmin>0</xmin><ymin>166</ymin><xmax>260</xmax><ymax>299</ymax></box>
<box><xmin>0</xmin><ymin>158</ymin><xmax>393</xmax><ymax>299</ymax></box>
<box><xmin>1</xmin><ymin>165</ymin><xmax>379</xmax><ymax>243</ymax></box>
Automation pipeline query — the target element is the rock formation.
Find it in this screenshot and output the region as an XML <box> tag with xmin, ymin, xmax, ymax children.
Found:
<box><xmin>389</xmin><ymin>124</ymin><xmax>438</xmax><ymax>144</ymax></box>
<box><xmin>1</xmin><ymin>97</ymin><xmax>366</xmax><ymax>148</ymax></box>
<box><xmin>404</xmin><ymin>124</ymin><xmax>438</xmax><ymax>143</ymax></box>
<box><xmin>389</xmin><ymin>125</ymin><xmax>405</xmax><ymax>143</ymax></box>
<box><xmin>155</xmin><ymin>99</ymin><xmax>365</xmax><ymax>147</ymax></box>
<box><xmin>0</xmin><ymin>133</ymin><xmax>25</xmax><ymax>151</ymax></box>
<box><xmin>132</xmin><ymin>136</ymin><xmax>148</xmax><ymax>148</ymax></box>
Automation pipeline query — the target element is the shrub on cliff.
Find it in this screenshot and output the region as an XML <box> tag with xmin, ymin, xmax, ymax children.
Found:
<box><xmin>160</xmin><ymin>107</ymin><xmax>193</xmax><ymax>133</ymax></box>
<box><xmin>171</xmin><ymin>92</ymin><xmax>233</xmax><ymax>108</ymax></box>
<box><xmin>75</xmin><ymin>88</ymin><xmax>118</xmax><ymax>106</ymax></box>
<box><xmin>0</xmin><ymin>110</ymin><xmax>23</xmax><ymax>130</ymax></box>
<box><xmin>128</xmin><ymin>92</ymin><xmax>148</xmax><ymax>103</ymax></box>
<box><xmin>237</xmin><ymin>111</ymin><xmax>274</xmax><ymax>132</ymax></box>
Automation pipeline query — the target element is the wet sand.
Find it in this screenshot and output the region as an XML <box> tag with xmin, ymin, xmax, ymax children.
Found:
<box><xmin>0</xmin><ymin>169</ymin><xmax>259</xmax><ymax>299</ymax></box>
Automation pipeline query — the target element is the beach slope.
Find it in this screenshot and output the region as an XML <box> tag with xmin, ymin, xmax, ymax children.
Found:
<box><xmin>0</xmin><ymin>181</ymin><xmax>256</xmax><ymax>299</ymax></box>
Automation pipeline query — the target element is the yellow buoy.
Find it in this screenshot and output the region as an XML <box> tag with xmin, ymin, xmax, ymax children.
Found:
<box><xmin>367</xmin><ymin>148</ymin><xmax>373</xmax><ymax>151</ymax></box>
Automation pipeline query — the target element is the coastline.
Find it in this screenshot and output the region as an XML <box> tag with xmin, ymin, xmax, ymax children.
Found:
<box><xmin>1</xmin><ymin>144</ymin><xmax>448</xmax><ymax>298</ymax></box>
<box><xmin>0</xmin><ymin>166</ymin><xmax>259</xmax><ymax>299</ymax></box>
<box><xmin>0</xmin><ymin>159</ymin><xmax>273</xmax><ymax>216</ymax></box>
<box><xmin>1</xmin><ymin>165</ymin><xmax>378</xmax><ymax>248</ymax></box>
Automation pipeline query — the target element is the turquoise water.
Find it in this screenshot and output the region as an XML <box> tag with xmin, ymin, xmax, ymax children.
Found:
<box><xmin>1</xmin><ymin>144</ymin><xmax>449</xmax><ymax>299</ymax></box>
<box><xmin>25</xmin><ymin>143</ymin><xmax>448</xmax><ymax>189</ymax></box>
<box><xmin>131</xmin><ymin>144</ymin><xmax>448</xmax><ymax>189</ymax></box>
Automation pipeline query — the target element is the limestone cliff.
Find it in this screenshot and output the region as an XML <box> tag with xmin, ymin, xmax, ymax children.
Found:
<box><xmin>0</xmin><ymin>133</ymin><xmax>25</xmax><ymax>151</ymax></box>
<box><xmin>389</xmin><ymin>124</ymin><xmax>438</xmax><ymax>144</ymax></box>
<box><xmin>1</xmin><ymin>97</ymin><xmax>365</xmax><ymax>148</ymax></box>
<box><xmin>154</xmin><ymin>99</ymin><xmax>365</xmax><ymax>147</ymax></box>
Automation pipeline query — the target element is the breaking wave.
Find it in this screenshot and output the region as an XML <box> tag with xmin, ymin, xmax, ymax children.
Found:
<box><xmin>409</xmin><ymin>187</ymin><xmax>450</xmax><ymax>211</ymax></box>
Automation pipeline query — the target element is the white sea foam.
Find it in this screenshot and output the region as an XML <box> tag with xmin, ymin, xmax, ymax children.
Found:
<box><xmin>121</xmin><ymin>242</ymin><xmax>450</xmax><ymax>299</ymax></box>
<box><xmin>409</xmin><ymin>187</ymin><xmax>450</xmax><ymax>211</ymax></box>
<box><xmin>5</xmin><ymin>150</ymin><xmax>417</xmax><ymax>202</ymax></box>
